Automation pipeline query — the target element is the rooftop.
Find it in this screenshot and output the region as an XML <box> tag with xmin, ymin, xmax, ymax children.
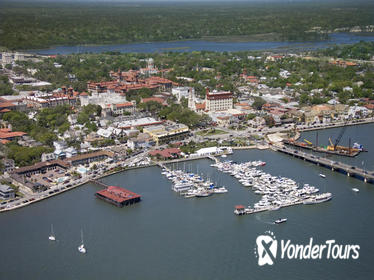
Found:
<box><xmin>96</xmin><ymin>186</ymin><xmax>141</xmax><ymax>203</ymax></box>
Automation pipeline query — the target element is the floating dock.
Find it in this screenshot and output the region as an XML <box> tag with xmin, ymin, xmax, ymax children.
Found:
<box><xmin>92</xmin><ymin>180</ymin><xmax>141</xmax><ymax>207</ymax></box>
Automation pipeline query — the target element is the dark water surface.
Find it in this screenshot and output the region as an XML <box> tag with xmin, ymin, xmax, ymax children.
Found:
<box><xmin>1</xmin><ymin>124</ymin><xmax>374</xmax><ymax>279</ymax></box>
<box><xmin>27</xmin><ymin>33</ymin><xmax>374</xmax><ymax>55</ymax></box>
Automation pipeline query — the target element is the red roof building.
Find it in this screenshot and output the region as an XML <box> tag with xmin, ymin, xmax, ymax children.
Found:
<box><xmin>0</xmin><ymin>130</ymin><xmax>27</xmax><ymax>141</ymax></box>
<box><xmin>149</xmin><ymin>148</ymin><xmax>181</xmax><ymax>159</ymax></box>
<box><xmin>96</xmin><ymin>186</ymin><xmax>141</xmax><ymax>207</ymax></box>
<box><xmin>141</xmin><ymin>97</ymin><xmax>167</xmax><ymax>106</ymax></box>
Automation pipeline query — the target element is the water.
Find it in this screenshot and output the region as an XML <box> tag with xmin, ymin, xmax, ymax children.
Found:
<box><xmin>1</xmin><ymin>123</ymin><xmax>374</xmax><ymax>279</ymax></box>
<box><xmin>27</xmin><ymin>33</ymin><xmax>374</xmax><ymax>55</ymax></box>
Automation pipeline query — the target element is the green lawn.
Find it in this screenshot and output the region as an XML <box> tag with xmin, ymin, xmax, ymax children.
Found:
<box><xmin>196</xmin><ymin>129</ymin><xmax>227</xmax><ymax>136</ymax></box>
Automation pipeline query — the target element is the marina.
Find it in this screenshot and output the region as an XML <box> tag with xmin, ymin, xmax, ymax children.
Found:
<box><xmin>211</xmin><ymin>160</ymin><xmax>332</xmax><ymax>215</ymax></box>
<box><xmin>159</xmin><ymin>163</ymin><xmax>228</xmax><ymax>198</ymax></box>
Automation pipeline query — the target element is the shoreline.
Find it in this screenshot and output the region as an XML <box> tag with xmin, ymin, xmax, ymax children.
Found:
<box><xmin>0</xmin><ymin>154</ymin><xmax>227</xmax><ymax>213</ymax></box>
<box><xmin>298</xmin><ymin>118</ymin><xmax>374</xmax><ymax>132</ymax></box>
<box><xmin>2</xmin><ymin>119</ymin><xmax>373</xmax><ymax>213</ymax></box>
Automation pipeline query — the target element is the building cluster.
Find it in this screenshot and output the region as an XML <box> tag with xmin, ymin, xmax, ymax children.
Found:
<box><xmin>1</xmin><ymin>52</ymin><xmax>374</xmax><ymax>202</ymax></box>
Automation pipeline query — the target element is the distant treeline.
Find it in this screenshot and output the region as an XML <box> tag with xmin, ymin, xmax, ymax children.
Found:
<box><xmin>0</xmin><ymin>1</ymin><xmax>373</xmax><ymax>50</ymax></box>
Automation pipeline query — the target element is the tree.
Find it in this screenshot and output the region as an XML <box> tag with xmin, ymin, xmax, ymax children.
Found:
<box><xmin>252</xmin><ymin>97</ymin><xmax>266</xmax><ymax>110</ymax></box>
<box><xmin>264</xmin><ymin>115</ymin><xmax>275</xmax><ymax>127</ymax></box>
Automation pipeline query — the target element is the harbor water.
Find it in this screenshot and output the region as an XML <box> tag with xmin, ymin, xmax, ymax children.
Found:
<box><xmin>1</xmin><ymin>124</ymin><xmax>374</xmax><ymax>279</ymax></box>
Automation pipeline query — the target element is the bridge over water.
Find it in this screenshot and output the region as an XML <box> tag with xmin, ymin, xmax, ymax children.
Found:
<box><xmin>273</xmin><ymin>145</ymin><xmax>374</xmax><ymax>184</ymax></box>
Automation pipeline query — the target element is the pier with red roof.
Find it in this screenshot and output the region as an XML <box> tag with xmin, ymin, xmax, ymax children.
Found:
<box><xmin>93</xmin><ymin>181</ymin><xmax>141</xmax><ymax>207</ymax></box>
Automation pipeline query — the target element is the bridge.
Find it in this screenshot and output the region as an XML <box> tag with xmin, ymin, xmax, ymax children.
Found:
<box><xmin>273</xmin><ymin>145</ymin><xmax>374</xmax><ymax>184</ymax></box>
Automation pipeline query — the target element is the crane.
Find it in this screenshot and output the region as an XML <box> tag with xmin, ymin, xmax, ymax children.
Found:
<box><xmin>327</xmin><ymin>123</ymin><xmax>348</xmax><ymax>152</ymax></box>
<box><xmin>334</xmin><ymin>125</ymin><xmax>347</xmax><ymax>150</ymax></box>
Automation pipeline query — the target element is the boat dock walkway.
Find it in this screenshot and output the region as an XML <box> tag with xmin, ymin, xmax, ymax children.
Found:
<box><xmin>90</xmin><ymin>180</ymin><xmax>109</xmax><ymax>188</ymax></box>
<box><xmin>273</xmin><ymin>145</ymin><xmax>374</xmax><ymax>184</ymax></box>
<box><xmin>156</xmin><ymin>155</ymin><xmax>219</xmax><ymax>170</ymax></box>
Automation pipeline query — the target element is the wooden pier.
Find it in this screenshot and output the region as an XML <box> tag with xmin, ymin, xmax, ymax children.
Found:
<box><xmin>273</xmin><ymin>146</ymin><xmax>374</xmax><ymax>184</ymax></box>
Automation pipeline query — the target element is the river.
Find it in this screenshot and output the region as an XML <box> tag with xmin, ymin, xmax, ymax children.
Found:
<box><xmin>0</xmin><ymin>123</ymin><xmax>373</xmax><ymax>279</ymax></box>
<box><xmin>27</xmin><ymin>33</ymin><xmax>374</xmax><ymax>55</ymax></box>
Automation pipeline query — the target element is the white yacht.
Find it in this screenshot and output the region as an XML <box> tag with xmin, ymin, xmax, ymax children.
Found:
<box><xmin>319</xmin><ymin>174</ymin><xmax>326</xmax><ymax>178</ymax></box>
<box><xmin>213</xmin><ymin>187</ymin><xmax>228</xmax><ymax>194</ymax></box>
<box><xmin>352</xmin><ymin>188</ymin><xmax>359</xmax><ymax>193</ymax></box>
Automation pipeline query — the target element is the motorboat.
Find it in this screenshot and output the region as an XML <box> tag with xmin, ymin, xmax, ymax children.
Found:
<box><xmin>48</xmin><ymin>224</ymin><xmax>56</xmax><ymax>241</ymax></box>
<box><xmin>274</xmin><ymin>218</ymin><xmax>287</xmax><ymax>224</ymax></box>
<box><xmin>78</xmin><ymin>230</ymin><xmax>87</xmax><ymax>254</ymax></box>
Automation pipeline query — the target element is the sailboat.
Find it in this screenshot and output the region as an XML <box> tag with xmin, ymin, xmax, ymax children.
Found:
<box><xmin>78</xmin><ymin>230</ymin><xmax>87</xmax><ymax>254</ymax></box>
<box><xmin>48</xmin><ymin>224</ymin><xmax>56</xmax><ymax>241</ymax></box>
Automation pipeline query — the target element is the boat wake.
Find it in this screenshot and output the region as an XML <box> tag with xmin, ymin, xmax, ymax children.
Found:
<box><xmin>255</xmin><ymin>214</ymin><xmax>274</xmax><ymax>225</ymax></box>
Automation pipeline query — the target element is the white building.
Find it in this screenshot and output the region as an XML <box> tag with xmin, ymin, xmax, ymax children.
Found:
<box><xmin>195</xmin><ymin>147</ymin><xmax>223</xmax><ymax>156</ymax></box>
<box><xmin>79</xmin><ymin>91</ymin><xmax>128</xmax><ymax>110</ymax></box>
<box><xmin>348</xmin><ymin>106</ymin><xmax>369</xmax><ymax>118</ymax></box>
<box><xmin>205</xmin><ymin>90</ymin><xmax>233</xmax><ymax>112</ymax></box>
<box><xmin>172</xmin><ymin>87</ymin><xmax>195</xmax><ymax>102</ymax></box>
<box><xmin>2</xmin><ymin>52</ymin><xmax>13</xmax><ymax>66</ymax></box>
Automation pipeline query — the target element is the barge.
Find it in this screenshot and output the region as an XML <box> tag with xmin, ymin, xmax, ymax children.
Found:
<box><xmin>283</xmin><ymin>139</ymin><xmax>361</xmax><ymax>157</ymax></box>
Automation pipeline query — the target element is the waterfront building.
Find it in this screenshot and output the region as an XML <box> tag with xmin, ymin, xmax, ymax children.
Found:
<box><xmin>95</xmin><ymin>186</ymin><xmax>141</xmax><ymax>207</ymax></box>
<box><xmin>143</xmin><ymin>123</ymin><xmax>189</xmax><ymax>145</ymax></box>
<box><xmin>195</xmin><ymin>146</ymin><xmax>223</xmax><ymax>156</ymax></box>
<box><xmin>148</xmin><ymin>148</ymin><xmax>182</xmax><ymax>160</ymax></box>
<box><xmin>12</xmin><ymin>160</ymin><xmax>69</xmax><ymax>177</ymax></box>
<box><xmin>0</xmin><ymin>184</ymin><xmax>15</xmax><ymax>200</ymax></box>
<box><xmin>66</xmin><ymin>150</ymin><xmax>114</xmax><ymax>166</ymax></box>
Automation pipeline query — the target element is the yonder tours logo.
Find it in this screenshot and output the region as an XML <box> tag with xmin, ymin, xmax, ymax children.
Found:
<box><xmin>254</xmin><ymin>231</ymin><xmax>360</xmax><ymax>266</ymax></box>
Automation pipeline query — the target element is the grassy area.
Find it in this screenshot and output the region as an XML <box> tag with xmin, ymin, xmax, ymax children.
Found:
<box><xmin>196</xmin><ymin>129</ymin><xmax>227</xmax><ymax>136</ymax></box>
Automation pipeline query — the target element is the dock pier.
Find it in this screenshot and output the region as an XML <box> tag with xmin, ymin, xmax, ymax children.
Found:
<box><xmin>91</xmin><ymin>180</ymin><xmax>141</xmax><ymax>207</ymax></box>
<box><xmin>273</xmin><ymin>146</ymin><xmax>374</xmax><ymax>184</ymax></box>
